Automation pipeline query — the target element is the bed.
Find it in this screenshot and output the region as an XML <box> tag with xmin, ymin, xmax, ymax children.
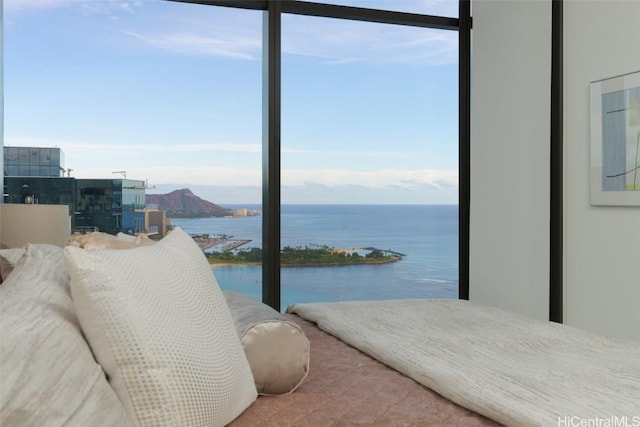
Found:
<box><xmin>2</xmin><ymin>231</ymin><xmax>638</xmax><ymax>427</ymax></box>
<box><xmin>230</xmin><ymin>298</ymin><xmax>640</xmax><ymax>426</ymax></box>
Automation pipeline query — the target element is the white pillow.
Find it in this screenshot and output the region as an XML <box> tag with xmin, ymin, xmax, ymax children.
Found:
<box><xmin>67</xmin><ymin>231</ymin><xmax>155</xmax><ymax>250</ymax></box>
<box><xmin>64</xmin><ymin>227</ymin><xmax>257</xmax><ymax>427</ymax></box>
<box><xmin>0</xmin><ymin>248</ymin><xmax>24</xmax><ymax>282</ymax></box>
<box><xmin>116</xmin><ymin>232</ymin><xmax>137</xmax><ymax>242</ymax></box>
<box><xmin>0</xmin><ymin>244</ymin><xmax>133</xmax><ymax>426</ymax></box>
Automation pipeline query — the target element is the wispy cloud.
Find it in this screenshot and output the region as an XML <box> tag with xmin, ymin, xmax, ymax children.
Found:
<box><xmin>80</xmin><ymin>0</ymin><xmax>142</xmax><ymax>16</ymax></box>
<box><xmin>118</xmin><ymin>4</ymin><xmax>263</xmax><ymax>60</ymax></box>
<box><xmin>71</xmin><ymin>141</ymin><xmax>262</xmax><ymax>154</ymax></box>
<box><xmin>4</xmin><ymin>0</ymin><xmax>141</xmax><ymax>14</ymax></box>
<box><xmin>74</xmin><ymin>165</ymin><xmax>262</xmax><ymax>186</ymax></box>
<box><xmin>6</xmin><ymin>136</ymin><xmax>451</xmax><ymax>189</ymax></box>
<box><xmin>282</xmin><ymin>168</ymin><xmax>458</xmax><ymax>189</ymax></box>
<box><xmin>6</xmin><ymin>138</ymin><xmax>455</xmax><ymax>203</ymax></box>
<box><xmin>6</xmin><ymin>136</ymin><xmax>415</xmax><ymax>159</ymax></box>
<box><xmin>3</xmin><ymin>0</ymin><xmax>76</xmax><ymax>12</ymax></box>
<box><xmin>282</xmin><ymin>13</ymin><xmax>458</xmax><ymax>66</ymax></box>
<box><xmin>5</xmin><ymin>0</ymin><xmax>457</xmax><ymax>65</ymax></box>
<box><xmin>122</xmin><ymin>30</ymin><xmax>261</xmax><ymax>60</ymax></box>
<box><xmin>5</xmin><ymin>136</ymin><xmax>261</xmax><ymax>154</ymax></box>
<box><xmin>71</xmin><ymin>163</ymin><xmax>457</xmax><ymax>194</ymax></box>
<box><xmin>282</xmin><ymin>147</ymin><xmax>408</xmax><ymax>158</ymax></box>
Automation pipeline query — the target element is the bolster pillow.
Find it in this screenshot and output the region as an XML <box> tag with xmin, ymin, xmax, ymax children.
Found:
<box><xmin>223</xmin><ymin>290</ymin><xmax>310</xmax><ymax>395</ymax></box>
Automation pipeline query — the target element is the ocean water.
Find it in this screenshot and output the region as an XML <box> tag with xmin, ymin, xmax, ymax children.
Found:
<box><xmin>171</xmin><ymin>204</ymin><xmax>458</xmax><ymax>309</ymax></box>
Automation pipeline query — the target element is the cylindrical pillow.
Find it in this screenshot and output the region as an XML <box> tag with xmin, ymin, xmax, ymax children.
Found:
<box><xmin>223</xmin><ymin>290</ymin><xmax>310</xmax><ymax>395</ymax></box>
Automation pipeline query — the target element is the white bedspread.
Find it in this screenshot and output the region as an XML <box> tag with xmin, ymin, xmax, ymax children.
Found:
<box><xmin>288</xmin><ymin>299</ymin><xmax>640</xmax><ymax>427</ymax></box>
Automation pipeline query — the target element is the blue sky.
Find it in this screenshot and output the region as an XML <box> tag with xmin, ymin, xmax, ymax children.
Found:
<box><xmin>3</xmin><ymin>0</ymin><xmax>459</xmax><ymax>204</ymax></box>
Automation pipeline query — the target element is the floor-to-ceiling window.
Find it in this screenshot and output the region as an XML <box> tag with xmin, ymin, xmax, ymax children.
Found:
<box><xmin>3</xmin><ymin>1</ymin><xmax>263</xmax><ymax>285</ymax></box>
<box><xmin>279</xmin><ymin>14</ymin><xmax>459</xmax><ymax>307</ymax></box>
<box><xmin>3</xmin><ymin>0</ymin><xmax>467</xmax><ymax>310</ymax></box>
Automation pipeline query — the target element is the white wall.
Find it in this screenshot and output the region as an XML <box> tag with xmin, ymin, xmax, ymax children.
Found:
<box><xmin>564</xmin><ymin>1</ymin><xmax>640</xmax><ymax>341</ymax></box>
<box><xmin>470</xmin><ymin>0</ymin><xmax>552</xmax><ymax>320</ymax></box>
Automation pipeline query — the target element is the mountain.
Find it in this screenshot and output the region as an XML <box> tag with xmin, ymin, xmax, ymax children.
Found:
<box><xmin>146</xmin><ymin>188</ymin><xmax>233</xmax><ymax>218</ymax></box>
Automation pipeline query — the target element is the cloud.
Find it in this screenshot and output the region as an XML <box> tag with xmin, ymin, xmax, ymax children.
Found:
<box><xmin>281</xmin><ymin>182</ymin><xmax>457</xmax><ymax>204</ymax></box>
<box><xmin>3</xmin><ymin>0</ymin><xmax>141</xmax><ymax>14</ymax></box>
<box><xmin>5</xmin><ymin>0</ymin><xmax>456</xmax><ymax>65</ymax></box>
<box><xmin>282</xmin><ymin>147</ymin><xmax>408</xmax><ymax>158</ymax></box>
<box><xmin>281</xmin><ymin>13</ymin><xmax>458</xmax><ymax>66</ymax></box>
<box><xmin>122</xmin><ymin>30</ymin><xmax>261</xmax><ymax>60</ymax></box>
<box><xmin>5</xmin><ymin>135</ymin><xmax>455</xmax><ymax>194</ymax></box>
<box><xmin>4</xmin><ymin>136</ymin><xmax>261</xmax><ymax>154</ymax></box>
<box><xmin>6</xmin><ymin>135</ymin><xmax>415</xmax><ymax>159</ymax></box>
<box><xmin>73</xmin><ymin>165</ymin><xmax>262</xmax><ymax>187</ymax></box>
<box><xmin>69</xmin><ymin>141</ymin><xmax>262</xmax><ymax>154</ymax></box>
<box><xmin>3</xmin><ymin>0</ymin><xmax>76</xmax><ymax>12</ymax></box>
<box><xmin>119</xmin><ymin>5</ymin><xmax>263</xmax><ymax>60</ymax></box>
<box><xmin>67</xmin><ymin>161</ymin><xmax>457</xmax><ymax>198</ymax></box>
<box><xmin>6</xmin><ymin>137</ymin><xmax>455</xmax><ymax>204</ymax></box>
<box><xmin>115</xmin><ymin>1</ymin><xmax>456</xmax><ymax>66</ymax></box>
<box><xmin>282</xmin><ymin>168</ymin><xmax>457</xmax><ymax>189</ymax></box>
<box><xmin>80</xmin><ymin>0</ymin><xmax>142</xmax><ymax>16</ymax></box>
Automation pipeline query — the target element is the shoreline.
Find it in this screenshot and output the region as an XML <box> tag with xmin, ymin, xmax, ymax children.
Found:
<box><xmin>209</xmin><ymin>256</ymin><xmax>400</xmax><ymax>268</ymax></box>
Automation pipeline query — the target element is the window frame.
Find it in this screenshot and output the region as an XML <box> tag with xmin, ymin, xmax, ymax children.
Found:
<box><xmin>166</xmin><ymin>0</ymin><xmax>472</xmax><ymax>310</ymax></box>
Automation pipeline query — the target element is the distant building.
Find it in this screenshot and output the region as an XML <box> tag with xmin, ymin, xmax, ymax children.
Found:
<box><xmin>3</xmin><ymin>146</ymin><xmax>66</xmax><ymax>177</ymax></box>
<box><xmin>3</xmin><ymin>176</ymin><xmax>76</xmax><ymax>212</ymax></box>
<box><xmin>231</xmin><ymin>208</ymin><xmax>261</xmax><ymax>217</ymax></box>
<box><xmin>143</xmin><ymin>208</ymin><xmax>169</xmax><ymax>236</ymax></box>
<box><xmin>3</xmin><ymin>147</ymin><xmax>168</xmax><ymax>236</ymax></box>
<box><xmin>75</xmin><ymin>179</ymin><xmax>147</xmax><ymax>235</ymax></box>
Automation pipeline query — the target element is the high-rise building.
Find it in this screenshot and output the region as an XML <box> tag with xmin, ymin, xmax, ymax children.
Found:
<box><xmin>3</xmin><ymin>146</ymin><xmax>66</xmax><ymax>177</ymax></box>
<box><xmin>75</xmin><ymin>179</ymin><xmax>147</xmax><ymax>235</ymax></box>
<box><xmin>3</xmin><ymin>147</ymin><xmax>167</xmax><ymax>236</ymax></box>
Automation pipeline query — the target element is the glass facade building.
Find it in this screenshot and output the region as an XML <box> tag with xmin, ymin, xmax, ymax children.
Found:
<box><xmin>75</xmin><ymin>179</ymin><xmax>146</xmax><ymax>235</ymax></box>
<box><xmin>3</xmin><ymin>147</ymin><xmax>65</xmax><ymax>177</ymax></box>
<box><xmin>3</xmin><ymin>175</ymin><xmax>147</xmax><ymax>235</ymax></box>
<box><xmin>3</xmin><ymin>177</ymin><xmax>77</xmax><ymax>214</ymax></box>
<box><xmin>3</xmin><ymin>147</ymin><xmax>166</xmax><ymax>237</ymax></box>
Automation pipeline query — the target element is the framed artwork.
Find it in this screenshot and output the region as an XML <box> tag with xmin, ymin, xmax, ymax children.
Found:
<box><xmin>590</xmin><ymin>70</ymin><xmax>640</xmax><ymax>206</ymax></box>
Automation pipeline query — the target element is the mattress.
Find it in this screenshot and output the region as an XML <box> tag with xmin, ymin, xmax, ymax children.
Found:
<box><xmin>230</xmin><ymin>314</ymin><xmax>497</xmax><ymax>426</ymax></box>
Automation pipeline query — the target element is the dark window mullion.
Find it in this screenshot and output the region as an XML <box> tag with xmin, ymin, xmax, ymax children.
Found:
<box><xmin>282</xmin><ymin>1</ymin><xmax>459</xmax><ymax>30</ymax></box>
<box><xmin>166</xmin><ymin>0</ymin><xmax>459</xmax><ymax>30</ymax></box>
<box><xmin>549</xmin><ymin>0</ymin><xmax>563</xmax><ymax>323</ymax></box>
<box><xmin>262</xmin><ymin>0</ymin><xmax>282</xmax><ymax>311</ymax></box>
<box><xmin>165</xmin><ymin>0</ymin><xmax>268</xmax><ymax>11</ymax></box>
<box><xmin>458</xmin><ymin>0</ymin><xmax>471</xmax><ymax>300</ymax></box>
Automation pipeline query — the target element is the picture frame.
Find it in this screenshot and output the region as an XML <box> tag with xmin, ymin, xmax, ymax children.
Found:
<box><xmin>590</xmin><ymin>70</ymin><xmax>640</xmax><ymax>206</ymax></box>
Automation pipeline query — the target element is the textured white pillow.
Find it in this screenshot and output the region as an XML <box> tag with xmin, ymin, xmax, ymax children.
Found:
<box><xmin>64</xmin><ymin>227</ymin><xmax>257</xmax><ymax>427</ymax></box>
<box><xmin>0</xmin><ymin>244</ymin><xmax>133</xmax><ymax>426</ymax></box>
